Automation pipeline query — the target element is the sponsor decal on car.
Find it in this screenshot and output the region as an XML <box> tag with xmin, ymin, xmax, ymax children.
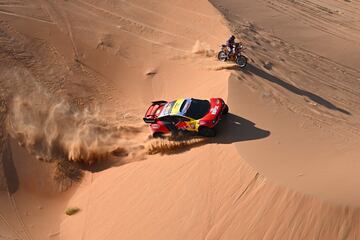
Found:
<box><xmin>211</xmin><ymin>106</ymin><xmax>219</xmax><ymax>115</ymax></box>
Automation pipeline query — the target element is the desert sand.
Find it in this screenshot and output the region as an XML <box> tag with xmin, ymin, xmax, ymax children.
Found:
<box><xmin>0</xmin><ymin>0</ymin><xmax>360</xmax><ymax>239</ymax></box>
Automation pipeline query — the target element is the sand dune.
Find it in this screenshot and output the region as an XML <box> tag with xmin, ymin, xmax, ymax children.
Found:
<box><xmin>0</xmin><ymin>0</ymin><xmax>360</xmax><ymax>239</ymax></box>
<box><xmin>210</xmin><ymin>0</ymin><xmax>360</xmax><ymax>205</ymax></box>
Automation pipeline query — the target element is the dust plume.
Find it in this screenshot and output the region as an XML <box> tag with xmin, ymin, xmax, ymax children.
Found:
<box><xmin>146</xmin><ymin>137</ymin><xmax>207</xmax><ymax>155</ymax></box>
<box><xmin>6</xmin><ymin>93</ymin><xmax>144</xmax><ymax>165</ymax></box>
<box><xmin>192</xmin><ymin>40</ymin><xmax>216</xmax><ymax>57</ymax></box>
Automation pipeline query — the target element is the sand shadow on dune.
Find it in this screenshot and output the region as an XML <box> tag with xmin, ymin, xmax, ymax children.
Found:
<box><xmin>153</xmin><ymin>113</ymin><xmax>270</xmax><ymax>155</ymax></box>
<box><xmin>241</xmin><ymin>64</ymin><xmax>351</xmax><ymax>115</ymax></box>
<box><xmin>213</xmin><ymin>113</ymin><xmax>270</xmax><ymax>144</ymax></box>
<box><xmin>1</xmin><ymin>138</ymin><xmax>19</xmax><ymax>194</ymax></box>
<box><xmin>79</xmin><ymin>158</ymin><xmax>125</xmax><ymax>173</ymax></box>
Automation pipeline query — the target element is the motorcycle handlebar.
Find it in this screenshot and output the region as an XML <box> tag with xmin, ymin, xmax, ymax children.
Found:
<box><xmin>220</xmin><ymin>43</ymin><xmax>244</xmax><ymax>47</ymax></box>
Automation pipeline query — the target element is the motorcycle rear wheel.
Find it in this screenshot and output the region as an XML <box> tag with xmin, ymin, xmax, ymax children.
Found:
<box><xmin>236</xmin><ymin>55</ymin><xmax>247</xmax><ymax>68</ymax></box>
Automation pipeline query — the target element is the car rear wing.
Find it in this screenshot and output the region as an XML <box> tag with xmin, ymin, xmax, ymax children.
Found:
<box><xmin>143</xmin><ymin>118</ymin><xmax>156</xmax><ymax>124</ymax></box>
<box><xmin>143</xmin><ymin>100</ymin><xmax>167</xmax><ymax>124</ymax></box>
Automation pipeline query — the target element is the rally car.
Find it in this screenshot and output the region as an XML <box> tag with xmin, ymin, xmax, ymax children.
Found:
<box><xmin>143</xmin><ymin>98</ymin><xmax>229</xmax><ymax>138</ymax></box>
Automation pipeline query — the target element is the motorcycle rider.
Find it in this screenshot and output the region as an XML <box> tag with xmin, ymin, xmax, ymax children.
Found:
<box><xmin>226</xmin><ymin>35</ymin><xmax>237</xmax><ymax>57</ymax></box>
<box><xmin>218</xmin><ymin>35</ymin><xmax>247</xmax><ymax>67</ymax></box>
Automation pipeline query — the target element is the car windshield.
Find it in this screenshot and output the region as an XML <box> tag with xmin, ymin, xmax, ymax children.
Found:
<box><xmin>184</xmin><ymin>99</ymin><xmax>210</xmax><ymax>119</ymax></box>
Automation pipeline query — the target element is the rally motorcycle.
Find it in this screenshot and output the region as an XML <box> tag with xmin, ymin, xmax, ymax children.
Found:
<box><xmin>217</xmin><ymin>43</ymin><xmax>248</xmax><ymax>68</ymax></box>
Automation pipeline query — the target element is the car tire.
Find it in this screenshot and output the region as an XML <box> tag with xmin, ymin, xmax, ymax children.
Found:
<box><xmin>152</xmin><ymin>132</ymin><xmax>164</xmax><ymax>138</ymax></box>
<box><xmin>198</xmin><ymin>127</ymin><xmax>216</xmax><ymax>137</ymax></box>
<box><xmin>222</xmin><ymin>104</ymin><xmax>229</xmax><ymax>115</ymax></box>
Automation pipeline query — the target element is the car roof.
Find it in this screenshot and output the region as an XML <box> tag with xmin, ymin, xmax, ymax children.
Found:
<box><xmin>158</xmin><ymin>98</ymin><xmax>191</xmax><ymax>118</ymax></box>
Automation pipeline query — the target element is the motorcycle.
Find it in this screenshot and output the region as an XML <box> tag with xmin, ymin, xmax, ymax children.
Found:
<box><xmin>217</xmin><ymin>43</ymin><xmax>248</xmax><ymax>68</ymax></box>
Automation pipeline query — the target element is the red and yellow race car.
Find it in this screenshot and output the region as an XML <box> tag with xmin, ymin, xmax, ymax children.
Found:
<box><xmin>143</xmin><ymin>98</ymin><xmax>229</xmax><ymax>138</ymax></box>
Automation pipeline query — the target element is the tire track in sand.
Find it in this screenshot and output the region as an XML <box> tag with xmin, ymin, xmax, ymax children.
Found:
<box><xmin>0</xmin><ymin>9</ymin><xmax>54</xmax><ymax>24</ymax></box>
<box><xmin>73</xmin><ymin>0</ymin><xmax>194</xmax><ymax>44</ymax></box>
<box><xmin>40</xmin><ymin>0</ymin><xmax>79</xmax><ymax>58</ymax></box>
<box><xmin>7</xmin><ymin>192</ymin><xmax>33</xmax><ymax>240</ymax></box>
<box><xmin>117</xmin><ymin>0</ymin><xmax>220</xmax><ymax>42</ymax></box>
<box><xmin>0</xmin><ymin>213</ymin><xmax>22</xmax><ymax>240</ymax></box>
<box><xmin>65</xmin><ymin>0</ymin><xmax>188</xmax><ymax>53</ymax></box>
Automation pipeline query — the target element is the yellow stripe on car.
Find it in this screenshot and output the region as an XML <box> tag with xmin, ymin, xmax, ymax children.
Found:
<box><xmin>170</xmin><ymin>99</ymin><xmax>184</xmax><ymax>115</ymax></box>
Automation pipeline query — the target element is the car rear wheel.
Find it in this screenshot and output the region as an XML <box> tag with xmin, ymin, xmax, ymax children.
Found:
<box><xmin>222</xmin><ymin>104</ymin><xmax>229</xmax><ymax>115</ymax></box>
<box><xmin>198</xmin><ymin>127</ymin><xmax>216</xmax><ymax>137</ymax></box>
<box><xmin>152</xmin><ymin>132</ymin><xmax>164</xmax><ymax>138</ymax></box>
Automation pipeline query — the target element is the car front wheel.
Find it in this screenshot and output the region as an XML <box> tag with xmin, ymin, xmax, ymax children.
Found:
<box><xmin>198</xmin><ymin>127</ymin><xmax>216</xmax><ymax>137</ymax></box>
<box><xmin>222</xmin><ymin>104</ymin><xmax>229</xmax><ymax>115</ymax></box>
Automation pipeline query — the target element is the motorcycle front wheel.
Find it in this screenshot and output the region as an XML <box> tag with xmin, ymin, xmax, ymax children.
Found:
<box><xmin>236</xmin><ymin>55</ymin><xmax>248</xmax><ymax>68</ymax></box>
<box><xmin>217</xmin><ymin>51</ymin><xmax>228</xmax><ymax>61</ymax></box>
